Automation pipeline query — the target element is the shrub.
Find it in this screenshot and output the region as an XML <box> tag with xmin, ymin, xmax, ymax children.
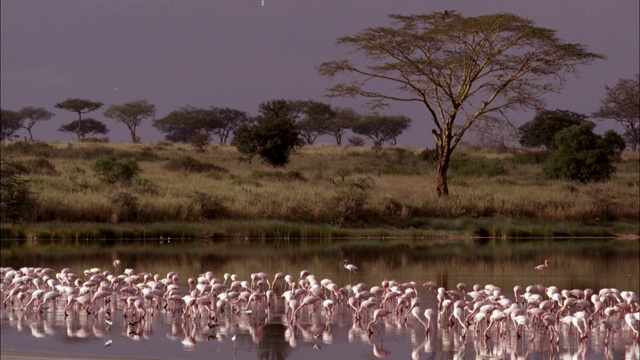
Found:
<box><xmin>190</xmin><ymin>191</ymin><xmax>229</xmax><ymax>220</ymax></box>
<box><xmin>25</xmin><ymin>158</ymin><xmax>59</xmax><ymax>176</ymax></box>
<box><xmin>347</xmin><ymin>136</ymin><xmax>365</xmax><ymax>147</ymax></box>
<box><xmin>509</xmin><ymin>150</ymin><xmax>550</xmax><ymax>165</ymax></box>
<box><xmin>92</xmin><ymin>155</ymin><xmax>140</xmax><ymax>184</ymax></box>
<box><xmin>543</xmin><ymin>125</ymin><xmax>621</xmax><ymax>183</ymax></box>
<box><xmin>163</xmin><ymin>155</ymin><xmax>228</xmax><ymax>173</ymax></box>
<box><xmin>1</xmin><ymin>161</ymin><xmax>38</xmax><ymax>223</ymax></box>
<box><xmin>80</xmin><ymin>137</ymin><xmax>110</xmax><ymax>143</ymax></box>
<box><xmin>110</xmin><ymin>191</ymin><xmax>139</xmax><ymax>222</ymax></box>
<box><xmin>419</xmin><ymin>148</ymin><xmax>439</xmax><ymax>163</ymax></box>
<box><xmin>449</xmin><ymin>154</ymin><xmax>508</xmax><ymax>177</ymax></box>
<box><xmin>2</xmin><ymin>141</ymin><xmax>55</xmax><ymax>157</ymax></box>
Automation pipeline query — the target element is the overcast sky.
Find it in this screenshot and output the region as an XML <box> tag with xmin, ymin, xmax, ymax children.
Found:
<box><xmin>2</xmin><ymin>0</ymin><xmax>638</xmax><ymax>147</ymax></box>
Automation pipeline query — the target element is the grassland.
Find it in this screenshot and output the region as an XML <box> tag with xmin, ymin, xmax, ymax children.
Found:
<box><xmin>1</xmin><ymin>140</ymin><xmax>638</xmax><ymax>240</ymax></box>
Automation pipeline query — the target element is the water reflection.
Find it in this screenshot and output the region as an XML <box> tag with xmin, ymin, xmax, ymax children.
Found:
<box><xmin>1</xmin><ymin>238</ymin><xmax>638</xmax><ymax>359</ymax></box>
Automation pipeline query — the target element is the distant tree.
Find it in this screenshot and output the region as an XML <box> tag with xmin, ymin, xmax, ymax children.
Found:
<box><xmin>290</xmin><ymin>100</ymin><xmax>336</xmax><ymax>144</ymax></box>
<box><xmin>0</xmin><ymin>108</ymin><xmax>23</xmax><ymax>141</ymax></box>
<box><xmin>318</xmin><ymin>11</ymin><xmax>604</xmax><ymax>196</ymax></box>
<box><xmin>153</xmin><ymin>106</ymin><xmax>236</xmax><ymax>143</ymax></box>
<box><xmin>351</xmin><ymin>114</ymin><xmax>411</xmax><ymax>146</ymax></box>
<box><xmin>58</xmin><ymin>118</ymin><xmax>109</xmax><ymax>139</ymax></box>
<box><xmin>54</xmin><ymin>98</ymin><xmax>103</xmax><ymax>141</ymax></box>
<box><xmin>518</xmin><ymin>109</ymin><xmax>593</xmax><ymax>150</ymax></box>
<box><xmin>231</xmin><ymin>99</ymin><xmax>303</xmax><ymax>167</ymax></box>
<box><xmin>543</xmin><ymin>124</ymin><xmax>624</xmax><ymax>183</ymax></box>
<box><xmin>18</xmin><ymin>106</ymin><xmax>54</xmax><ymax>141</ymax></box>
<box><xmin>210</xmin><ymin>107</ymin><xmax>249</xmax><ymax>144</ymax></box>
<box><xmin>592</xmin><ymin>74</ymin><xmax>640</xmax><ymax>151</ymax></box>
<box><xmin>103</xmin><ymin>99</ymin><xmax>156</xmax><ymax>143</ymax></box>
<box><xmin>327</xmin><ymin>107</ymin><xmax>361</xmax><ymax>146</ymax></box>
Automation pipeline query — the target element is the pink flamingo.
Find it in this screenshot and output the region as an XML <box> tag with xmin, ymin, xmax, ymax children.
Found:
<box><xmin>367</xmin><ymin>308</ymin><xmax>391</xmax><ymax>335</ymax></box>
<box><xmin>344</xmin><ymin>259</ymin><xmax>358</xmax><ymax>282</ymax></box>
<box><xmin>535</xmin><ymin>260</ymin><xmax>550</xmax><ymax>274</ymax></box>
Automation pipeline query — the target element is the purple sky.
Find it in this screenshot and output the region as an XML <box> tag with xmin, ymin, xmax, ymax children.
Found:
<box><xmin>2</xmin><ymin>0</ymin><xmax>638</xmax><ymax>147</ymax></box>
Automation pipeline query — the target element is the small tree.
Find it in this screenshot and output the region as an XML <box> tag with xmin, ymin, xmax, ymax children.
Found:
<box><xmin>518</xmin><ymin>109</ymin><xmax>593</xmax><ymax>150</ymax></box>
<box><xmin>18</xmin><ymin>107</ymin><xmax>54</xmax><ymax>141</ymax></box>
<box><xmin>210</xmin><ymin>107</ymin><xmax>249</xmax><ymax>144</ymax></box>
<box><xmin>54</xmin><ymin>98</ymin><xmax>103</xmax><ymax>141</ymax></box>
<box><xmin>231</xmin><ymin>99</ymin><xmax>303</xmax><ymax>167</ymax></box>
<box><xmin>291</xmin><ymin>100</ymin><xmax>336</xmax><ymax>144</ymax></box>
<box><xmin>58</xmin><ymin>118</ymin><xmax>109</xmax><ymax>140</ymax></box>
<box><xmin>1</xmin><ymin>108</ymin><xmax>23</xmax><ymax>141</ymax></box>
<box><xmin>103</xmin><ymin>99</ymin><xmax>156</xmax><ymax>143</ymax></box>
<box><xmin>327</xmin><ymin>107</ymin><xmax>361</xmax><ymax>146</ymax></box>
<box><xmin>543</xmin><ymin>125</ymin><xmax>624</xmax><ymax>183</ymax></box>
<box><xmin>593</xmin><ymin>74</ymin><xmax>640</xmax><ymax>151</ymax></box>
<box><xmin>352</xmin><ymin>114</ymin><xmax>412</xmax><ymax>146</ymax></box>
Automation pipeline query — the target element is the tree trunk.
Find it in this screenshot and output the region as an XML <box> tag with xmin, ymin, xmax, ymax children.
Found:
<box><xmin>436</xmin><ymin>152</ymin><xmax>450</xmax><ymax>197</ymax></box>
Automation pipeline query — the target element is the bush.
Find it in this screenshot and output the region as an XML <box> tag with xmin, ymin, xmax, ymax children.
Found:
<box><xmin>449</xmin><ymin>154</ymin><xmax>508</xmax><ymax>178</ymax></box>
<box><xmin>25</xmin><ymin>158</ymin><xmax>59</xmax><ymax>176</ymax></box>
<box><xmin>110</xmin><ymin>191</ymin><xmax>139</xmax><ymax>222</ymax></box>
<box><xmin>509</xmin><ymin>150</ymin><xmax>550</xmax><ymax>165</ymax></box>
<box><xmin>1</xmin><ymin>161</ymin><xmax>38</xmax><ymax>223</ymax></box>
<box><xmin>543</xmin><ymin>125</ymin><xmax>621</xmax><ymax>183</ymax></box>
<box><xmin>92</xmin><ymin>155</ymin><xmax>140</xmax><ymax>184</ymax></box>
<box><xmin>80</xmin><ymin>137</ymin><xmax>109</xmax><ymax>143</ymax></box>
<box><xmin>347</xmin><ymin>136</ymin><xmax>365</xmax><ymax>147</ymax></box>
<box><xmin>190</xmin><ymin>191</ymin><xmax>229</xmax><ymax>219</ymax></box>
<box><xmin>163</xmin><ymin>155</ymin><xmax>228</xmax><ymax>173</ymax></box>
<box><xmin>2</xmin><ymin>141</ymin><xmax>55</xmax><ymax>157</ymax></box>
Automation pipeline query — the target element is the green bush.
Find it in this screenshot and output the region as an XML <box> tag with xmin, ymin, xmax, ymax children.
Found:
<box><xmin>190</xmin><ymin>191</ymin><xmax>229</xmax><ymax>219</ymax></box>
<box><xmin>509</xmin><ymin>150</ymin><xmax>550</xmax><ymax>165</ymax></box>
<box><xmin>1</xmin><ymin>161</ymin><xmax>38</xmax><ymax>223</ymax></box>
<box><xmin>450</xmin><ymin>154</ymin><xmax>508</xmax><ymax>177</ymax></box>
<box><xmin>91</xmin><ymin>155</ymin><xmax>140</xmax><ymax>184</ymax></box>
<box><xmin>163</xmin><ymin>155</ymin><xmax>227</xmax><ymax>173</ymax></box>
<box><xmin>543</xmin><ymin>125</ymin><xmax>621</xmax><ymax>183</ymax></box>
<box><xmin>25</xmin><ymin>158</ymin><xmax>59</xmax><ymax>176</ymax></box>
<box><xmin>110</xmin><ymin>191</ymin><xmax>139</xmax><ymax>222</ymax></box>
<box><xmin>2</xmin><ymin>141</ymin><xmax>55</xmax><ymax>157</ymax></box>
<box><xmin>79</xmin><ymin>137</ymin><xmax>109</xmax><ymax>143</ymax></box>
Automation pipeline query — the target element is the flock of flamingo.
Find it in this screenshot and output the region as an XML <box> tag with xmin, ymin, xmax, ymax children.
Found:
<box><xmin>1</xmin><ymin>258</ymin><xmax>639</xmax><ymax>358</ymax></box>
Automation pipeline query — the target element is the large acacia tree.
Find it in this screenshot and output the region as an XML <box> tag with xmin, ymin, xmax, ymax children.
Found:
<box><xmin>318</xmin><ymin>11</ymin><xmax>604</xmax><ymax>196</ymax></box>
<box><xmin>103</xmin><ymin>99</ymin><xmax>156</xmax><ymax>143</ymax></box>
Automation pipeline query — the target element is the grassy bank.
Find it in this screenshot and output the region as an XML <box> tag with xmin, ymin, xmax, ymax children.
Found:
<box><xmin>1</xmin><ymin>141</ymin><xmax>638</xmax><ymax>240</ymax></box>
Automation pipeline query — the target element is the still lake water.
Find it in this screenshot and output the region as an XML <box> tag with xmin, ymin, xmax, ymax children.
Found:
<box><xmin>1</xmin><ymin>237</ymin><xmax>639</xmax><ymax>359</ymax></box>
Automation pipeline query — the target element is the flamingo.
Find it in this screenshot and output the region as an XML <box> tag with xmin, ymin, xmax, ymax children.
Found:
<box><xmin>344</xmin><ymin>259</ymin><xmax>358</xmax><ymax>282</ymax></box>
<box><xmin>535</xmin><ymin>260</ymin><xmax>550</xmax><ymax>274</ymax></box>
<box><xmin>367</xmin><ymin>308</ymin><xmax>391</xmax><ymax>335</ymax></box>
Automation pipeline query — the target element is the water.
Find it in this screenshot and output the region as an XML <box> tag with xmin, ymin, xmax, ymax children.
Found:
<box><xmin>1</xmin><ymin>237</ymin><xmax>639</xmax><ymax>359</ymax></box>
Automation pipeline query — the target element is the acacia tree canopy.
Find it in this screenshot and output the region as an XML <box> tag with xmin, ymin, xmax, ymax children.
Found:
<box><xmin>0</xmin><ymin>108</ymin><xmax>23</xmax><ymax>141</ymax></box>
<box><xmin>318</xmin><ymin>11</ymin><xmax>604</xmax><ymax>196</ymax></box>
<box><xmin>18</xmin><ymin>107</ymin><xmax>54</xmax><ymax>141</ymax></box>
<box><xmin>58</xmin><ymin>118</ymin><xmax>109</xmax><ymax>139</ymax></box>
<box><xmin>290</xmin><ymin>100</ymin><xmax>336</xmax><ymax>144</ymax></box>
<box><xmin>352</xmin><ymin>114</ymin><xmax>412</xmax><ymax>146</ymax></box>
<box><xmin>592</xmin><ymin>74</ymin><xmax>640</xmax><ymax>151</ymax></box>
<box><xmin>103</xmin><ymin>99</ymin><xmax>156</xmax><ymax>143</ymax></box>
<box><xmin>55</xmin><ymin>98</ymin><xmax>104</xmax><ymax>141</ymax></box>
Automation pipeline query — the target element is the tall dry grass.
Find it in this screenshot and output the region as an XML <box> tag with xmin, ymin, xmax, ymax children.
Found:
<box><xmin>1</xmin><ymin>141</ymin><xmax>638</xmax><ymax>237</ymax></box>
